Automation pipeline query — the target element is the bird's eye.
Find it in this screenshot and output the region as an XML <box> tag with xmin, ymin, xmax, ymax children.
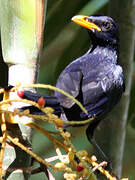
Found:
<box><xmin>102</xmin><ymin>22</ymin><xmax>111</xmax><ymax>30</ymax></box>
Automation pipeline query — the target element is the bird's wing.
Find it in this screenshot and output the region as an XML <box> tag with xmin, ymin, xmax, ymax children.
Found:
<box><xmin>55</xmin><ymin>59</ymin><xmax>83</xmax><ymax>108</ymax></box>
<box><xmin>81</xmin><ymin>63</ymin><xmax>124</xmax><ymax>119</ymax></box>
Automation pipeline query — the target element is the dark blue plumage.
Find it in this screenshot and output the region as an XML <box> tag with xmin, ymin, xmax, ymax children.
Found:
<box><xmin>55</xmin><ymin>45</ymin><xmax>124</xmax><ymax>122</ymax></box>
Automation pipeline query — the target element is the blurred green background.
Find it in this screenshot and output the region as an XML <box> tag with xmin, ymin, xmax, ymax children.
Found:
<box><xmin>29</xmin><ymin>0</ymin><xmax>135</xmax><ymax>179</ymax></box>
<box><xmin>0</xmin><ymin>0</ymin><xmax>134</xmax><ymax>179</ymax></box>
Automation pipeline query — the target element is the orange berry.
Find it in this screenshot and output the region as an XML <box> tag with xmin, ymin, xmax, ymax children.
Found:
<box><xmin>37</xmin><ymin>97</ymin><xmax>45</xmax><ymax>106</ymax></box>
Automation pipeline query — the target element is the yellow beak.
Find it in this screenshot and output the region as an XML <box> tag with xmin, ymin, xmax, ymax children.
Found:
<box><xmin>71</xmin><ymin>15</ymin><xmax>101</xmax><ymax>32</ymax></box>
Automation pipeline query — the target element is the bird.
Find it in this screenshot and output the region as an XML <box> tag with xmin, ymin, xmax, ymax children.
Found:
<box><xmin>18</xmin><ymin>15</ymin><xmax>125</xmax><ymax>167</ymax></box>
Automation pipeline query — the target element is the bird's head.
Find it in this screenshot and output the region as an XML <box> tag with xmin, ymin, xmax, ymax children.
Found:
<box><xmin>72</xmin><ymin>15</ymin><xmax>119</xmax><ymax>47</ymax></box>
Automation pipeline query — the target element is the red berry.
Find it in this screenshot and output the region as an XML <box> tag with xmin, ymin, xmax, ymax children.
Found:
<box><xmin>37</xmin><ymin>97</ymin><xmax>45</xmax><ymax>106</ymax></box>
<box><xmin>17</xmin><ymin>90</ymin><xmax>24</xmax><ymax>98</ymax></box>
<box><xmin>76</xmin><ymin>165</ymin><xmax>84</xmax><ymax>172</ymax></box>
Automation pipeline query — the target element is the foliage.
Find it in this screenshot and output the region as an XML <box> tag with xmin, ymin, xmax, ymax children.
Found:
<box><xmin>0</xmin><ymin>84</ymin><xmax>128</xmax><ymax>180</ymax></box>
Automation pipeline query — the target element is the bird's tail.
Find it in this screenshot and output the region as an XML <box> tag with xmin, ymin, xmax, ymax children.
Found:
<box><xmin>18</xmin><ymin>90</ymin><xmax>62</xmax><ymax>116</ymax></box>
